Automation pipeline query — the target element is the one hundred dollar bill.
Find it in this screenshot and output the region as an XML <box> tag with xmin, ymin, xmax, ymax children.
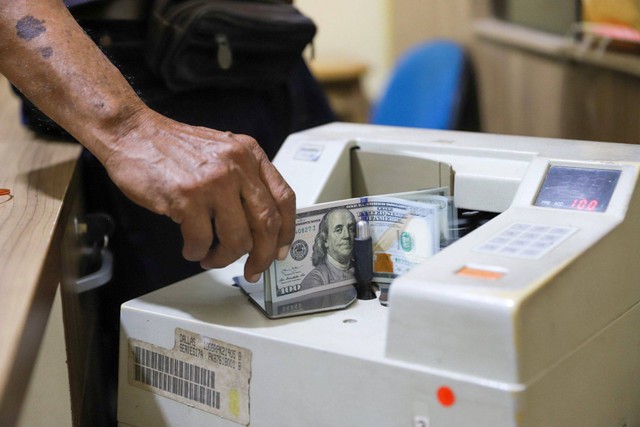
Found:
<box><xmin>264</xmin><ymin>191</ymin><xmax>445</xmax><ymax>303</ymax></box>
<box><xmin>391</xmin><ymin>187</ymin><xmax>456</xmax><ymax>245</ymax></box>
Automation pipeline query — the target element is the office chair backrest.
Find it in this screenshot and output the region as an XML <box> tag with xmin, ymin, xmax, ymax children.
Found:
<box><xmin>370</xmin><ymin>39</ymin><xmax>478</xmax><ymax>130</ymax></box>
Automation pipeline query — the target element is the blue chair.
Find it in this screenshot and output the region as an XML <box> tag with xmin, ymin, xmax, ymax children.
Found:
<box><xmin>370</xmin><ymin>39</ymin><xmax>479</xmax><ymax>130</ymax></box>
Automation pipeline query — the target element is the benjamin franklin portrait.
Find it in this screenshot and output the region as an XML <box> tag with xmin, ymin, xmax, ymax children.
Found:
<box><xmin>300</xmin><ymin>208</ymin><xmax>356</xmax><ymax>290</ymax></box>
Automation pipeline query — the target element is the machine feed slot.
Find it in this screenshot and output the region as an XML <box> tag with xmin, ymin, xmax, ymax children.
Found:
<box><xmin>350</xmin><ymin>148</ymin><xmax>454</xmax><ymax>197</ymax></box>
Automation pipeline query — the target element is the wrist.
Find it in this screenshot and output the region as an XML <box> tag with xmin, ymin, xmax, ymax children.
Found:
<box><xmin>81</xmin><ymin>94</ymin><xmax>150</xmax><ymax>165</ymax></box>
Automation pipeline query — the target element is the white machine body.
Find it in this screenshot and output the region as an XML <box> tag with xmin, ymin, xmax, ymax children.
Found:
<box><xmin>118</xmin><ymin>123</ymin><xmax>640</xmax><ymax>426</ymax></box>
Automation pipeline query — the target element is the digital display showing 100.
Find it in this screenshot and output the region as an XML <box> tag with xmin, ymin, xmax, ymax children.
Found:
<box><xmin>534</xmin><ymin>166</ymin><xmax>621</xmax><ymax>213</ymax></box>
<box><xmin>569</xmin><ymin>198</ymin><xmax>599</xmax><ymax>210</ymax></box>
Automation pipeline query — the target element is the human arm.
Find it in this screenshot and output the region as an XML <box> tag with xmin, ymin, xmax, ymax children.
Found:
<box><xmin>0</xmin><ymin>0</ymin><xmax>295</xmax><ymax>281</ymax></box>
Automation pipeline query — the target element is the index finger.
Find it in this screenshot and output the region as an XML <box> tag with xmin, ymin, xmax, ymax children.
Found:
<box><xmin>252</xmin><ymin>145</ymin><xmax>296</xmax><ymax>258</ymax></box>
<box><xmin>240</xmin><ymin>184</ymin><xmax>282</xmax><ymax>281</ymax></box>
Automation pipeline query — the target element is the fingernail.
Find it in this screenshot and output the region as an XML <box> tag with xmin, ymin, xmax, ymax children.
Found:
<box><xmin>277</xmin><ymin>245</ymin><xmax>290</xmax><ymax>261</ymax></box>
<box><xmin>248</xmin><ymin>273</ymin><xmax>262</xmax><ymax>283</ymax></box>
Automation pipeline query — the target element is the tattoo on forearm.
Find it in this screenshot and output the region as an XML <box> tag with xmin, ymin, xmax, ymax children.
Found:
<box><xmin>16</xmin><ymin>16</ymin><xmax>46</xmax><ymax>41</ymax></box>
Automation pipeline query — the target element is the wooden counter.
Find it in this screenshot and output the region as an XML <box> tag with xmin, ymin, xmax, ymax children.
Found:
<box><xmin>0</xmin><ymin>76</ymin><xmax>82</xmax><ymax>426</ymax></box>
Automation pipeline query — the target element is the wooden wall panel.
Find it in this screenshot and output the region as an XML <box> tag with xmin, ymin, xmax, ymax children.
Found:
<box><xmin>475</xmin><ymin>40</ymin><xmax>567</xmax><ymax>138</ymax></box>
<box><xmin>561</xmin><ymin>65</ymin><xmax>640</xmax><ymax>144</ymax></box>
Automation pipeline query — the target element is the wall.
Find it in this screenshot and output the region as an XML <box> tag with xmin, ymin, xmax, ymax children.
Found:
<box><xmin>295</xmin><ymin>0</ymin><xmax>393</xmax><ymax>100</ymax></box>
<box><xmin>389</xmin><ymin>0</ymin><xmax>486</xmax><ymax>57</ymax></box>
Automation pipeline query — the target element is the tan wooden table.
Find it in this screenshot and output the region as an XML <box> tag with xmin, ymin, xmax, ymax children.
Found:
<box><xmin>0</xmin><ymin>76</ymin><xmax>82</xmax><ymax>426</ymax></box>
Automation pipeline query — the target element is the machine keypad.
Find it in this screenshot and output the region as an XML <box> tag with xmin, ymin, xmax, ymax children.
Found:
<box><xmin>475</xmin><ymin>223</ymin><xmax>577</xmax><ymax>259</ymax></box>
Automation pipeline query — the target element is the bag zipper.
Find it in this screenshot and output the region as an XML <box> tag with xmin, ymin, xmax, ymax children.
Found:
<box><xmin>215</xmin><ymin>34</ymin><xmax>233</xmax><ymax>69</ymax></box>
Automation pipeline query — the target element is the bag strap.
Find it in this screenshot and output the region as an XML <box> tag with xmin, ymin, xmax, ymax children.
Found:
<box><xmin>153</xmin><ymin>0</ymin><xmax>294</xmax><ymax>11</ymax></box>
<box><xmin>65</xmin><ymin>0</ymin><xmax>104</xmax><ymax>6</ymax></box>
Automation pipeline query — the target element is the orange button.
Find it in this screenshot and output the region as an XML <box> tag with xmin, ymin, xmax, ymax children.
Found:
<box><xmin>456</xmin><ymin>265</ymin><xmax>505</xmax><ymax>280</ymax></box>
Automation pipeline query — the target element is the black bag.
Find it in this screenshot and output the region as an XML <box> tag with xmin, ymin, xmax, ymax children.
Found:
<box><xmin>146</xmin><ymin>0</ymin><xmax>317</xmax><ymax>92</ymax></box>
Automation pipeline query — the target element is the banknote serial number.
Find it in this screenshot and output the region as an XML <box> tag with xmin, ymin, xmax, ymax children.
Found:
<box><xmin>296</xmin><ymin>225</ymin><xmax>317</xmax><ymax>235</ymax></box>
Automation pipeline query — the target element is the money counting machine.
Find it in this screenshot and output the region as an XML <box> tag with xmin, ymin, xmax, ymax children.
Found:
<box><xmin>118</xmin><ymin>123</ymin><xmax>640</xmax><ymax>426</ymax></box>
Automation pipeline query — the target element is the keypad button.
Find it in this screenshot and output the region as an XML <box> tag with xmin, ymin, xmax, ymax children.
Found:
<box><xmin>499</xmin><ymin>246</ymin><xmax>521</xmax><ymax>255</ymax></box>
<box><xmin>520</xmin><ymin>249</ymin><xmax>542</xmax><ymax>258</ymax></box>
<box><xmin>522</xmin><ymin>232</ymin><xmax>542</xmax><ymax>240</ymax></box>
<box><xmin>510</xmin><ymin>223</ymin><xmax>531</xmax><ymax>231</ymax></box>
<box><xmin>500</xmin><ymin>229</ymin><xmax>521</xmax><ymax>238</ymax></box>
<box><xmin>531</xmin><ymin>225</ymin><xmax>551</xmax><ymax>233</ymax></box>
<box><xmin>478</xmin><ymin>243</ymin><xmax>500</xmax><ymax>252</ymax></box>
<box><xmin>549</xmin><ymin>227</ymin><xmax>572</xmax><ymax>236</ymax></box>
<box><xmin>489</xmin><ymin>236</ymin><xmax>511</xmax><ymax>245</ymax></box>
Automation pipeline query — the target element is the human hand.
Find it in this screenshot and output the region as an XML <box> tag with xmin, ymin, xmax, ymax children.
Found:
<box><xmin>102</xmin><ymin>108</ymin><xmax>295</xmax><ymax>282</ymax></box>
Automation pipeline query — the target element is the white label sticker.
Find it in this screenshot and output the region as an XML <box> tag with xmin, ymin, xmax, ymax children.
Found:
<box><xmin>294</xmin><ymin>144</ymin><xmax>324</xmax><ymax>161</ymax></box>
<box><xmin>128</xmin><ymin>328</ymin><xmax>252</xmax><ymax>425</ymax></box>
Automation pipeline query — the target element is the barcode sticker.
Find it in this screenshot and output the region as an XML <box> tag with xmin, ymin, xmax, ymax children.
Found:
<box><xmin>128</xmin><ymin>328</ymin><xmax>251</xmax><ymax>425</ymax></box>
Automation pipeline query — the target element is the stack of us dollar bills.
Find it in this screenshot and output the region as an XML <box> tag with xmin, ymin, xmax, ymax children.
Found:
<box><xmin>263</xmin><ymin>188</ymin><xmax>456</xmax><ymax>304</ymax></box>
